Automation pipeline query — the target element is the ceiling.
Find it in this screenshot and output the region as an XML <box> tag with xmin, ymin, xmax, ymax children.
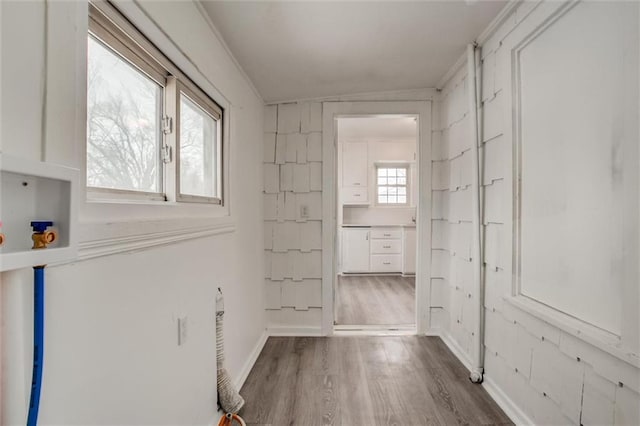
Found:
<box><xmin>338</xmin><ymin>116</ymin><xmax>417</xmax><ymax>140</ymax></box>
<box><xmin>200</xmin><ymin>1</ymin><xmax>507</xmax><ymax>103</ymax></box>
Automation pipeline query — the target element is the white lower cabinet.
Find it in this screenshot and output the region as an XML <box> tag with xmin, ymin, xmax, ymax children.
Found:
<box><xmin>370</xmin><ymin>254</ymin><xmax>402</xmax><ymax>272</ymax></box>
<box><xmin>342</xmin><ymin>226</ymin><xmax>415</xmax><ymax>274</ymax></box>
<box><xmin>342</xmin><ymin>228</ymin><xmax>370</xmax><ymax>272</ymax></box>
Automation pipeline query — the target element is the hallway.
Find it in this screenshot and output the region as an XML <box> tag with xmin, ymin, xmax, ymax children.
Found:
<box><xmin>336</xmin><ymin>275</ymin><xmax>415</xmax><ymax>326</ymax></box>
<box><xmin>239</xmin><ymin>335</ymin><xmax>511</xmax><ymax>425</ymax></box>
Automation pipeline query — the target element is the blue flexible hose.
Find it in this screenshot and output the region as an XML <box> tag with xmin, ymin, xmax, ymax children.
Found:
<box><xmin>27</xmin><ymin>266</ymin><xmax>45</xmax><ymax>426</ymax></box>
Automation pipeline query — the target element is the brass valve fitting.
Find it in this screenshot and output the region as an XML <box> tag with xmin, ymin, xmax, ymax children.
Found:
<box><xmin>32</xmin><ymin>230</ymin><xmax>57</xmax><ymax>250</ymax></box>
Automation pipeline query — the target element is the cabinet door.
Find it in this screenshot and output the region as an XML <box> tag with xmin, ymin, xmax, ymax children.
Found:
<box><xmin>342</xmin><ymin>187</ymin><xmax>368</xmax><ymax>205</ymax></box>
<box><xmin>342</xmin><ymin>228</ymin><xmax>370</xmax><ymax>272</ymax></box>
<box><xmin>402</xmin><ymin>228</ymin><xmax>417</xmax><ymax>274</ymax></box>
<box><xmin>342</xmin><ymin>142</ymin><xmax>368</xmax><ymax>187</ymax></box>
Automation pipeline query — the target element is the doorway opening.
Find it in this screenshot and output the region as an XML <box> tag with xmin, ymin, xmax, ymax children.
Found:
<box><xmin>334</xmin><ymin>115</ymin><xmax>418</xmax><ymax>333</ymax></box>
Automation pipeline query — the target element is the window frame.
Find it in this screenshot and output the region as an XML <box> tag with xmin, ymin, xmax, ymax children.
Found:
<box><xmin>375</xmin><ymin>163</ymin><xmax>410</xmax><ymax>207</ymax></box>
<box><xmin>87</xmin><ymin>1</ymin><xmax>224</xmax><ymax>206</ymax></box>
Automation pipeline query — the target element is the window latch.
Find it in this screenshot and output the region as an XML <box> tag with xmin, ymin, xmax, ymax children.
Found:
<box><xmin>162</xmin><ymin>116</ymin><xmax>173</xmax><ymax>135</ymax></box>
<box><xmin>162</xmin><ymin>144</ymin><xmax>172</xmax><ymax>163</ymax></box>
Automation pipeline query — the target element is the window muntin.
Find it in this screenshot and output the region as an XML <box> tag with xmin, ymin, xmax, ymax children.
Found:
<box><xmin>377</xmin><ymin>166</ymin><xmax>408</xmax><ymax>205</ymax></box>
<box><xmin>87</xmin><ymin>2</ymin><xmax>224</xmax><ymax>205</ymax></box>
<box><xmin>87</xmin><ymin>36</ymin><xmax>163</xmax><ymax>194</ymax></box>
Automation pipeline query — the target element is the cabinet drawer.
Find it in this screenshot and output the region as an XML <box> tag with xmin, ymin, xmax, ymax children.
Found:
<box><xmin>370</xmin><ymin>239</ymin><xmax>401</xmax><ymax>254</ymax></box>
<box><xmin>342</xmin><ymin>187</ymin><xmax>368</xmax><ymax>204</ymax></box>
<box><xmin>370</xmin><ymin>255</ymin><xmax>402</xmax><ymax>272</ymax></box>
<box><xmin>370</xmin><ymin>228</ymin><xmax>402</xmax><ymax>239</ymax></box>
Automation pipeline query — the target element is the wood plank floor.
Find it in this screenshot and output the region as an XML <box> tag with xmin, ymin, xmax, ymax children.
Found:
<box><xmin>239</xmin><ymin>336</ymin><xmax>512</xmax><ymax>426</ymax></box>
<box><xmin>336</xmin><ymin>275</ymin><xmax>415</xmax><ymax>325</ymax></box>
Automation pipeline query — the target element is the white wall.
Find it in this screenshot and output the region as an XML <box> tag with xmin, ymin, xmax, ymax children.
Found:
<box><xmin>1</xmin><ymin>1</ymin><xmax>265</xmax><ymax>424</ymax></box>
<box><xmin>434</xmin><ymin>1</ymin><xmax>640</xmax><ymax>424</ymax></box>
<box><xmin>263</xmin><ymin>90</ymin><xmax>436</xmax><ymax>334</ymax></box>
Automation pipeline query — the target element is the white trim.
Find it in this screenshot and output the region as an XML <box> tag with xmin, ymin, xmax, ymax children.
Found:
<box><xmin>333</xmin><ymin>328</ymin><xmax>416</xmax><ymax>337</ymax></box>
<box><xmin>506</xmin><ymin>296</ymin><xmax>639</xmax><ymax>368</ymax></box>
<box><xmin>476</xmin><ymin>0</ymin><xmax>523</xmax><ymax>46</ymax></box>
<box><xmin>482</xmin><ymin>375</ymin><xmax>535</xmax><ymax>426</ymax></box>
<box><xmin>436</xmin><ymin>51</ymin><xmax>468</xmax><ymax>91</ymax></box>
<box><xmin>73</xmin><ymin>220</ymin><xmax>235</xmax><ymax>262</ymax></box>
<box><xmin>334</xmin><ymin>324</ymin><xmax>415</xmax><ymax>331</ymax></box>
<box><xmin>267</xmin><ymin>326</ymin><xmax>323</xmax><ymax>337</ymax></box>
<box><xmin>322</xmin><ymin>101</ymin><xmax>432</xmax><ymax>336</ymax></box>
<box><xmin>266</xmin><ymin>88</ymin><xmax>438</xmax><ymax>106</ymax></box>
<box><xmin>192</xmin><ymin>0</ymin><xmax>264</xmax><ymax>103</ymax></box>
<box><xmin>436</xmin><ymin>1</ymin><xmax>522</xmax><ymax>90</ymax></box>
<box><xmin>234</xmin><ymin>330</ymin><xmax>268</xmax><ymax>390</ymax></box>
<box><xmin>439</xmin><ymin>331</ymin><xmax>475</xmax><ymax>373</ymax></box>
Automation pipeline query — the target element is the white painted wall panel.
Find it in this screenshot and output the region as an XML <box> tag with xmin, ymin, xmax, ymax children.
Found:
<box><xmin>264</xmin><ymin>133</ymin><xmax>276</xmax><ymax>163</ymax></box>
<box><xmin>264</xmin><ymin>164</ymin><xmax>280</xmax><ymax>193</ymax></box>
<box><xmin>279</xmin><ymin>163</ymin><xmax>293</xmax><ymax>192</ymax></box>
<box><xmin>483</xmin><ymin>179</ymin><xmax>504</xmax><ymax>224</ymax></box>
<box><xmin>482</xmin><ymin>135</ymin><xmax>506</xmax><ymax>184</ymax></box>
<box><xmin>614</xmin><ymin>386</ymin><xmax>640</xmax><ymax>426</ymax></box>
<box><xmin>481</xmin><ymin>90</ymin><xmax>503</xmax><ymax>142</ymax></box>
<box><xmin>292</xmin><ymin>164</ymin><xmax>310</xmax><ymax>193</ymax></box>
<box><xmin>285</xmin><ymin>133</ymin><xmax>298</xmax><ymax>163</ymax></box>
<box><xmin>518</xmin><ymin>1</ymin><xmax>638</xmax><ymax>335</ymax></box>
<box><xmin>299</xmin><ymin>222</ymin><xmax>322</xmax><ymax>252</ymax></box>
<box><xmin>306</xmin><ymin>132</ymin><xmax>322</xmax><ymax>162</ymax></box>
<box><xmin>264</xmin><ymin>221</ymin><xmax>274</xmax><ymax>250</ymax></box>
<box><xmin>432</xmin><ymin>161</ymin><xmax>449</xmax><ymax>190</ymax></box>
<box><xmin>264</xmin><ymin>105</ymin><xmax>277</xmax><ymax>133</ymax></box>
<box><xmin>275</xmin><ymin>134</ymin><xmax>287</xmax><ymax>164</ymax></box>
<box><xmin>264</xmin><ymin>194</ymin><xmax>277</xmax><ymax>221</ymax></box>
<box><xmin>431</xmin><ymin>130</ymin><xmax>446</xmax><ymax>161</ymax></box>
<box><xmin>431</xmin><ymin>190</ymin><xmax>449</xmax><ymax>220</ymax></box>
<box><xmin>265</xmin><ymin>281</ymin><xmax>282</xmax><ymax>309</ymax></box>
<box><xmin>277</xmin><ymin>103</ymin><xmax>301</xmax><ymax>134</ymax></box>
<box><xmin>309</xmin><ymin>162</ymin><xmax>322</xmax><ymax>191</ymax></box>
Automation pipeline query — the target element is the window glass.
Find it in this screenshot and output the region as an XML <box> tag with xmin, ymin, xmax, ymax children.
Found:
<box><xmin>179</xmin><ymin>94</ymin><xmax>218</xmax><ymax>198</ymax></box>
<box><xmin>377</xmin><ymin>166</ymin><xmax>409</xmax><ymax>205</ymax></box>
<box><xmin>87</xmin><ymin>36</ymin><xmax>162</xmax><ymax>193</ymax></box>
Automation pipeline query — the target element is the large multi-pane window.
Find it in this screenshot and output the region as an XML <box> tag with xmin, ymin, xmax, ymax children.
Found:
<box><xmin>87</xmin><ymin>2</ymin><xmax>223</xmax><ymax>204</ymax></box>
<box><xmin>376</xmin><ymin>165</ymin><xmax>409</xmax><ymax>205</ymax></box>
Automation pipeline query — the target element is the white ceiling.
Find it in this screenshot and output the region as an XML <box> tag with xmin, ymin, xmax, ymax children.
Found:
<box><xmin>338</xmin><ymin>116</ymin><xmax>417</xmax><ymax>140</ymax></box>
<box><xmin>200</xmin><ymin>1</ymin><xmax>507</xmax><ymax>103</ymax></box>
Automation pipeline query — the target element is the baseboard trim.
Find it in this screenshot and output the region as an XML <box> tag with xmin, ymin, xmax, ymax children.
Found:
<box><xmin>234</xmin><ymin>330</ymin><xmax>268</xmax><ymax>390</ymax></box>
<box><xmin>482</xmin><ymin>375</ymin><xmax>534</xmax><ymax>426</ymax></box>
<box><xmin>438</xmin><ymin>331</ymin><xmax>474</xmax><ymax>373</ymax></box>
<box><xmin>267</xmin><ymin>326</ymin><xmax>323</xmax><ymax>336</ymax></box>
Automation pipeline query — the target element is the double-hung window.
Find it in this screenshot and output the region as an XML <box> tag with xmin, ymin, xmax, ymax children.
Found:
<box><xmin>87</xmin><ymin>2</ymin><xmax>223</xmax><ymax>205</ymax></box>
<box><xmin>376</xmin><ymin>165</ymin><xmax>409</xmax><ymax>205</ymax></box>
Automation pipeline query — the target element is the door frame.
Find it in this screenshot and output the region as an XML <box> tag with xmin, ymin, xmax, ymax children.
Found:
<box><xmin>321</xmin><ymin>101</ymin><xmax>433</xmax><ymax>335</ymax></box>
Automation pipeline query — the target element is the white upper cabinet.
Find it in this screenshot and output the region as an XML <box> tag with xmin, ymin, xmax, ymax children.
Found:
<box><xmin>342</xmin><ymin>142</ymin><xmax>368</xmax><ymax>188</ymax></box>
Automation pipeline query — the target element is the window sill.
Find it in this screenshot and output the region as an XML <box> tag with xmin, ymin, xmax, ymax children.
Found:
<box><xmin>505</xmin><ymin>295</ymin><xmax>639</xmax><ymax>368</ymax></box>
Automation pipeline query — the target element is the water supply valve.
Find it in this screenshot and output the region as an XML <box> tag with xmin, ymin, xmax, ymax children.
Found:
<box><xmin>31</xmin><ymin>221</ymin><xmax>56</xmax><ymax>250</ymax></box>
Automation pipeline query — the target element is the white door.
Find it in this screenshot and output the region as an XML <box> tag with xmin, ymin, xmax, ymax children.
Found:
<box><xmin>342</xmin><ymin>142</ymin><xmax>368</xmax><ymax>187</ymax></box>
<box><xmin>342</xmin><ymin>228</ymin><xmax>370</xmax><ymax>272</ymax></box>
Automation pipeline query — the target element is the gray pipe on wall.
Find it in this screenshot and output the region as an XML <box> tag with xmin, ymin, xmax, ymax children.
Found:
<box><xmin>466</xmin><ymin>43</ymin><xmax>485</xmax><ymax>384</ymax></box>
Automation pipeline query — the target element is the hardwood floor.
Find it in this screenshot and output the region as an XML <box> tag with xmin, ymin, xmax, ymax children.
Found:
<box><xmin>336</xmin><ymin>275</ymin><xmax>415</xmax><ymax>325</ymax></box>
<box><xmin>239</xmin><ymin>336</ymin><xmax>512</xmax><ymax>426</ymax></box>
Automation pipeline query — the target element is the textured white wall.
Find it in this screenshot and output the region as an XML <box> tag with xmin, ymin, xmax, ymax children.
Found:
<box><xmin>1</xmin><ymin>1</ymin><xmax>265</xmax><ymax>424</ymax></box>
<box><xmin>263</xmin><ymin>102</ymin><xmax>325</xmax><ymax>333</ymax></box>
<box><xmin>434</xmin><ymin>1</ymin><xmax>640</xmax><ymax>424</ymax></box>
<box><xmin>263</xmin><ymin>91</ymin><xmax>437</xmax><ymax>334</ymax></box>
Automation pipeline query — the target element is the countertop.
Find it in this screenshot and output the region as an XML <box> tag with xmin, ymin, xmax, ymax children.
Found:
<box><xmin>341</xmin><ymin>224</ymin><xmax>416</xmax><ymax>228</ymax></box>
